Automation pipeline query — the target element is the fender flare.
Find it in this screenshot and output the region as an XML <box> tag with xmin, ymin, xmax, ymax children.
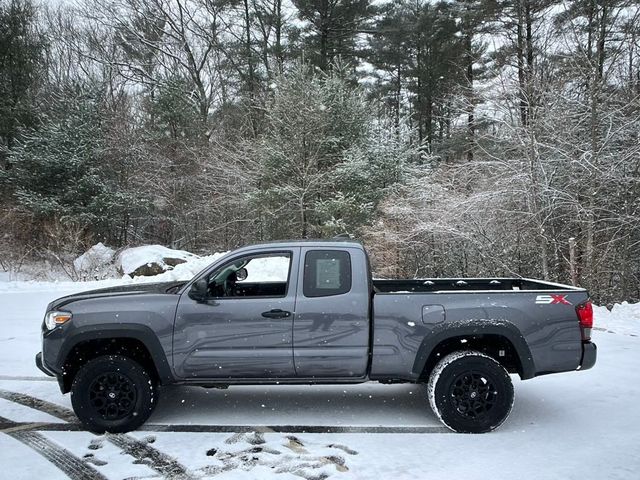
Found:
<box><xmin>412</xmin><ymin>319</ymin><xmax>536</xmax><ymax>379</ymax></box>
<box><xmin>56</xmin><ymin>324</ymin><xmax>174</xmax><ymax>384</ymax></box>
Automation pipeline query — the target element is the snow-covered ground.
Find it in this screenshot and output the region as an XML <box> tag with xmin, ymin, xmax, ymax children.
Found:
<box><xmin>0</xmin><ymin>270</ymin><xmax>639</xmax><ymax>479</ymax></box>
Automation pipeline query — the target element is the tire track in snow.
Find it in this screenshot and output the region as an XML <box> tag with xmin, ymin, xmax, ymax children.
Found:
<box><xmin>0</xmin><ymin>388</ymin><xmax>77</xmax><ymax>421</ymax></box>
<box><xmin>0</xmin><ymin>387</ymin><xmax>450</xmax><ymax>434</ymax></box>
<box><xmin>147</xmin><ymin>424</ymin><xmax>451</xmax><ymax>434</ymax></box>
<box><xmin>0</xmin><ymin>420</ymin><xmax>450</xmax><ymax>434</ymax></box>
<box><xmin>0</xmin><ymin>415</ymin><xmax>108</xmax><ymax>480</ymax></box>
<box><xmin>0</xmin><ymin>388</ymin><xmax>196</xmax><ymax>479</ymax></box>
<box><xmin>0</xmin><ymin>375</ymin><xmax>56</xmax><ymax>381</ymax></box>
<box><xmin>105</xmin><ymin>433</ymin><xmax>196</xmax><ymax>479</ymax></box>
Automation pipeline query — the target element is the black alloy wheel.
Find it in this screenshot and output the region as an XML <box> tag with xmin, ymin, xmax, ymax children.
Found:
<box><xmin>88</xmin><ymin>372</ymin><xmax>138</xmax><ymax>421</ymax></box>
<box><xmin>449</xmin><ymin>371</ymin><xmax>498</xmax><ymax>420</ymax></box>
<box><xmin>71</xmin><ymin>355</ymin><xmax>158</xmax><ymax>433</ymax></box>
<box><xmin>427</xmin><ymin>351</ymin><xmax>514</xmax><ymax>433</ymax></box>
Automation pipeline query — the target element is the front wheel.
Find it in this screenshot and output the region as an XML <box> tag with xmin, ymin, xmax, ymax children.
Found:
<box><xmin>71</xmin><ymin>355</ymin><xmax>158</xmax><ymax>433</ymax></box>
<box><xmin>427</xmin><ymin>351</ymin><xmax>514</xmax><ymax>433</ymax></box>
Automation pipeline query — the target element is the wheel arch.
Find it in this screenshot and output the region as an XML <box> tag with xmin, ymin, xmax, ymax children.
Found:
<box><xmin>413</xmin><ymin>320</ymin><xmax>536</xmax><ymax>380</ymax></box>
<box><xmin>58</xmin><ymin>324</ymin><xmax>174</xmax><ymax>393</ymax></box>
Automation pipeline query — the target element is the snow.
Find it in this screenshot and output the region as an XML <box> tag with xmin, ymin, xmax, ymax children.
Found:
<box><xmin>0</xmin><ymin>434</ymin><xmax>69</xmax><ymax>480</ymax></box>
<box><xmin>130</xmin><ymin>252</ymin><xmax>227</xmax><ymax>283</ymax></box>
<box><xmin>116</xmin><ymin>245</ymin><xmax>199</xmax><ymax>276</ymax></box>
<box><xmin>72</xmin><ymin>242</ymin><xmax>117</xmax><ymax>280</ymax></box>
<box><xmin>41</xmin><ymin>431</ymin><xmax>157</xmax><ymax>480</ymax></box>
<box><xmin>241</xmin><ymin>256</ymin><xmax>290</xmax><ymax>283</ymax></box>
<box><xmin>0</xmin><ymin>397</ymin><xmax>65</xmax><ymax>424</ymax></box>
<box><xmin>1</xmin><ymin>242</ymin><xmax>291</xmax><ymax>286</ymax></box>
<box><xmin>0</xmin><ymin>274</ymin><xmax>639</xmax><ymax>479</ymax></box>
<box><xmin>0</xmin><ymin>254</ymin><xmax>228</xmax><ymax>295</ymax></box>
<box><xmin>593</xmin><ymin>302</ymin><xmax>640</xmax><ymax>336</ymax></box>
<box><xmin>73</xmin><ymin>242</ymin><xmax>115</xmax><ymax>273</ymax></box>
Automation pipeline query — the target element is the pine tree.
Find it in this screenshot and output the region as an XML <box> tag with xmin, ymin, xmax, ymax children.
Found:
<box><xmin>292</xmin><ymin>0</ymin><xmax>374</xmax><ymax>71</ymax></box>
<box><xmin>1</xmin><ymin>87</ymin><xmax>142</xmax><ymax>243</ymax></box>
<box><xmin>0</xmin><ymin>0</ymin><xmax>44</xmax><ymax>166</ymax></box>
<box><xmin>250</xmin><ymin>63</ymin><xmax>404</xmax><ymax>238</ymax></box>
<box><xmin>451</xmin><ymin>0</ymin><xmax>498</xmax><ymax>160</ymax></box>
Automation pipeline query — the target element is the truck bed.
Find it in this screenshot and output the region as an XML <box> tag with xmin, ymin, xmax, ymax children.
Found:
<box><xmin>373</xmin><ymin>277</ymin><xmax>583</xmax><ymax>293</ymax></box>
<box><xmin>370</xmin><ymin>276</ymin><xmax>589</xmax><ymax>383</ymax></box>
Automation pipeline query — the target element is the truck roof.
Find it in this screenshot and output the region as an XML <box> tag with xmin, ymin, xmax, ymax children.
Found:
<box><xmin>232</xmin><ymin>238</ymin><xmax>364</xmax><ymax>253</ymax></box>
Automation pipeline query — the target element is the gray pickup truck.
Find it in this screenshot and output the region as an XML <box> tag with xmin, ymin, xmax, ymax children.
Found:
<box><xmin>36</xmin><ymin>239</ymin><xmax>596</xmax><ymax>434</ymax></box>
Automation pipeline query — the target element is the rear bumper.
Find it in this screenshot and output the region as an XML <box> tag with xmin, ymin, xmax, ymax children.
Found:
<box><xmin>579</xmin><ymin>342</ymin><xmax>597</xmax><ymax>371</ymax></box>
<box><xmin>35</xmin><ymin>352</ymin><xmax>55</xmax><ymax>377</ymax></box>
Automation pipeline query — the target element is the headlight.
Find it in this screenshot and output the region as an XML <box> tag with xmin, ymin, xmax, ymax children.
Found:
<box><xmin>44</xmin><ymin>311</ymin><xmax>72</xmax><ymax>330</ymax></box>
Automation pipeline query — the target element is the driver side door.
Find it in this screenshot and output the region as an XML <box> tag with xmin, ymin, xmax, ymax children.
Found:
<box><xmin>173</xmin><ymin>249</ymin><xmax>299</xmax><ymax>379</ymax></box>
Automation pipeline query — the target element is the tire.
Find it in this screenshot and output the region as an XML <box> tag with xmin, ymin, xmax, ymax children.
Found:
<box><xmin>70</xmin><ymin>355</ymin><xmax>158</xmax><ymax>433</ymax></box>
<box><xmin>427</xmin><ymin>350</ymin><xmax>514</xmax><ymax>433</ymax></box>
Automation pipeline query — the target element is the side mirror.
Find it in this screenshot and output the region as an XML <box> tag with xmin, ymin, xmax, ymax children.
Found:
<box><xmin>188</xmin><ymin>278</ymin><xmax>209</xmax><ymax>302</ymax></box>
<box><xmin>235</xmin><ymin>267</ymin><xmax>248</xmax><ymax>282</ymax></box>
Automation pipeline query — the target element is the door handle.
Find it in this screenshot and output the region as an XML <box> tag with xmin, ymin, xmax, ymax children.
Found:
<box><xmin>261</xmin><ymin>309</ymin><xmax>291</xmax><ymax>319</ymax></box>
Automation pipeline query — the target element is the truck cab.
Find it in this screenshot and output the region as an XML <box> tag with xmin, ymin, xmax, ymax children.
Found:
<box><xmin>173</xmin><ymin>241</ymin><xmax>371</xmax><ymax>380</ymax></box>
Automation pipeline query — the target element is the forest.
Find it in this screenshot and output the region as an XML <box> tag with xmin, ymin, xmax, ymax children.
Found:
<box><xmin>0</xmin><ymin>0</ymin><xmax>639</xmax><ymax>303</ymax></box>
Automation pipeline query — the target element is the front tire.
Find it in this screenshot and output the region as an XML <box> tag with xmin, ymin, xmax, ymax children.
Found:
<box><xmin>71</xmin><ymin>355</ymin><xmax>158</xmax><ymax>433</ymax></box>
<box><xmin>427</xmin><ymin>351</ymin><xmax>514</xmax><ymax>433</ymax></box>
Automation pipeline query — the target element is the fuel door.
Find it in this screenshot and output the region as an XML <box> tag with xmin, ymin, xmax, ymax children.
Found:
<box><xmin>422</xmin><ymin>304</ymin><xmax>446</xmax><ymax>324</ymax></box>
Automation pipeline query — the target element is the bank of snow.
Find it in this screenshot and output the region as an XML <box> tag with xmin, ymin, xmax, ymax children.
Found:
<box><xmin>0</xmin><ymin>248</ymin><xmax>228</xmax><ymax>293</ymax></box>
<box><xmin>593</xmin><ymin>302</ymin><xmax>640</xmax><ymax>336</ymax></box>
<box><xmin>116</xmin><ymin>245</ymin><xmax>199</xmax><ymax>276</ymax></box>
<box><xmin>73</xmin><ymin>242</ymin><xmax>116</xmax><ymax>273</ymax></box>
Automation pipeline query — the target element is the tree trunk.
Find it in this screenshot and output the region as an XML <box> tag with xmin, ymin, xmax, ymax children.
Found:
<box><xmin>525</xmin><ymin>0</ymin><xmax>534</xmax><ymax>122</ymax></box>
<box><xmin>243</xmin><ymin>0</ymin><xmax>257</xmax><ymax>135</ymax></box>
<box><xmin>395</xmin><ymin>62</ymin><xmax>401</xmax><ymax>130</ymax></box>
<box><xmin>300</xmin><ymin>195</ymin><xmax>307</xmax><ymax>238</ymax></box>
<box><xmin>319</xmin><ymin>2</ymin><xmax>329</xmax><ymax>72</ymax></box>
<box><xmin>275</xmin><ymin>0</ymin><xmax>283</xmax><ymax>74</ymax></box>
<box><xmin>569</xmin><ymin>237</ymin><xmax>577</xmax><ymax>286</ymax></box>
<box><xmin>584</xmin><ymin>4</ymin><xmax>607</xmax><ymax>283</ymax></box>
<box><xmin>464</xmin><ymin>23</ymin><xmax>474</xmax><ymax>161</ymax></box>
<box><xmin>516</xmin><ymin>0</ymin><xmax>527</xmax><ymax>126</ymax></box>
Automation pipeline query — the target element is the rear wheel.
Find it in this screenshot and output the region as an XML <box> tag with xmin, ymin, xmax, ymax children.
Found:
<box><xmin>427</xmin><ymin>351</ymin><xmax>514</xmax><ymax>433</ymax></box>
<box><xmin>71</xmin><ymin>355</ymin><xmax>158</xmax><ymax>433</ymax></box>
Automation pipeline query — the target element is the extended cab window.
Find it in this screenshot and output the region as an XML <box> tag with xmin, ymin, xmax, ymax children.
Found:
<box><xmin>207</xmin><ymin>252</ymin><xmax>291</xmax><ymax>298</ymax></box>
<box><xmin>303</xmin><ymin>250</ymin><xmax>351</xmax><ymax>297</ymax></box>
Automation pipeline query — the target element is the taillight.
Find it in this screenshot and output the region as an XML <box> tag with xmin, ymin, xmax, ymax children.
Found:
<box><xmin>576</xmin><ymin>301</ymin><xmax>593</xmax><ymax>341</ymax></box>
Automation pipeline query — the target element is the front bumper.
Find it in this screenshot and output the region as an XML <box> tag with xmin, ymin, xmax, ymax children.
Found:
<box><xmin>579</xmin><ymin>342</ymin><xmax>597</xmax><ymax>371</ymax></box>
<box><xmin>35</xmin><ymin>352</ymin><xmax>55</xmax><ymax>377</ymax></box>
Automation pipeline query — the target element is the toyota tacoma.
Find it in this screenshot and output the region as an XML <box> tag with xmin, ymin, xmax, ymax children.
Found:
<box><xmin>36</xmin><ymin>239</ymin><xmax>596</xmax><ymax>433</ymax></box>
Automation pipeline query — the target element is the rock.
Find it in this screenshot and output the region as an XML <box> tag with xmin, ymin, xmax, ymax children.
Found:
<box><xmin>116</xmin><ymin>245</ymin><xmax>198</xmax><ymax>277</ymax></box>
<box><xmin>129</xmin><ymin>262</ymin><xmax>166</xmax><ymax>277</ymax></box>
<box><xmin>163</xmin><ymin>257</ymin><xmax>188</xmax><ymax>267</ymax></box>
